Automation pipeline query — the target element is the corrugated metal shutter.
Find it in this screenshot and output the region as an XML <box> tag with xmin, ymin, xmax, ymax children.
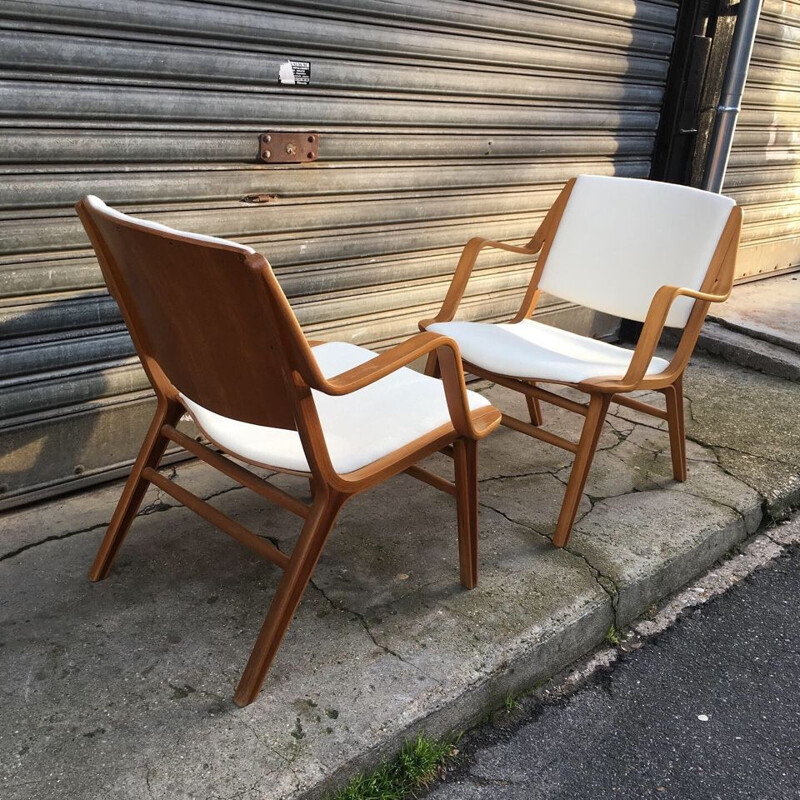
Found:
<box><xmin>0</xmin><ymin>0</ymin><xmax>678</xmax><ymax>508</ymax></box>
<box><xmin>724</xmin><ymin>0</ymin><xmax>800</xmax><ymax>280</ymax></box>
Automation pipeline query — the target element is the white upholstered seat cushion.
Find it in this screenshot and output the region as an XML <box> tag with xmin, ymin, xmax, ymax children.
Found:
<box><xmin>179</xmin><ymin>341</ymin><xmax>491</xmax><ymax>475</ymax></box>
<box><xmin>427</xmin><ymin>319</ymin><xmax>669</xmax><ymax>383</ymax></box>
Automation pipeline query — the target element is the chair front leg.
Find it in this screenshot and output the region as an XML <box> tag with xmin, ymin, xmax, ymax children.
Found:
<box><xmin>234</xmin><ymin>487</ymin><xmax>347</xmax><ymax>706</ymax></box>
<box><xmin>553</xmin><ymin>392</ymin><xmax>611</xmax><ymax>548</ymax></box>
<box><xmin>424</xmin><ymin>351</ymin><xmax>441</xmax><ymax>378</ymax></box>
<box><xmin>663</xmin><ymin>373</ymin><xmax>687</xmax><ymax>482</ymax></box>
<box><xmin>89</xmin><ymin>397</ymin><xmax>183</xmax><ymax>582</ymax></box>
<box><xmin>453</xmin><ymin>437</ymin><xmax>479</xmax><ymax>589</ymax></box>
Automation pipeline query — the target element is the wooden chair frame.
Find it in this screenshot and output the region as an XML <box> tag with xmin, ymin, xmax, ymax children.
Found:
<box><xmin>420</xmin><ymin>178</ymin><xmax>742</xmax><ymax>548</ymax></box>
<box><xmin>76</xmin><ymin>198</ymin><xmax>500</xmax><ymax>706</ymax></box>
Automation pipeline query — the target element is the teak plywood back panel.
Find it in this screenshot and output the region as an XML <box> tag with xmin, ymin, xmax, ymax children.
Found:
<box><xmin>85</xmin><ymin>209</ymin><xmax>296</xmax><ymax>429</ymax></box>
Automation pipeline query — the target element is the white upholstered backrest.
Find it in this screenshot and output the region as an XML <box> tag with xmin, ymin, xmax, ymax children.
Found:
<box><xmin>538</xmin><ymin>176</ymin><xmax>736</xmax><ymax>328</ymax></box>
<box><xmin>84</xmin><ymin>195</ymin><xmax>256</xmax><ymax>254</ymax></box>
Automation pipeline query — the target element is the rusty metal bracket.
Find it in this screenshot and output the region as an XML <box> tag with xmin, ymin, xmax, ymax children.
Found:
<box><xmin>258</xmin><ymin>132</ymin><xmax>318</xmax><ymax>163</ymax></box>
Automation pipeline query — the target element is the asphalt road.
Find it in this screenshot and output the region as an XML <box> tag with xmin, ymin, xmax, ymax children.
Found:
<box><xmin>426</xmin><ymin>545</ymin><xmax>800</xmax><ymax>800</ymax></box>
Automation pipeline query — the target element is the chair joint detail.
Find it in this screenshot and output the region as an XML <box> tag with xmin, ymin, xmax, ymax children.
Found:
<box><xmin>404</xmin><ymin>464</ymin><xmax>457</xmax><ymax>496</ymax></box>
<box><xmin>501</xmin><ymin>414</ymin><xmax>579</xmax><ymax>454</ymax></box>
<box><xmin>610</xmin><ymin>394</ymin><xmax>669</xmax><ymax>421</ymax></box>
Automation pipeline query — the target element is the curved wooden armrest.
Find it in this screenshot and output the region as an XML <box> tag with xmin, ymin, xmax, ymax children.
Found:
<box><xmin>580</xmin><ymin>284</ymin><xmax>731</xmax><ymax>393</ymax></box>
<box><xmin>304</xmin><ymin>331</ymin><xmax>498</xmax><ymax>440</ymax></box>
<box><xmin>421</xmin><ymin>236</ymin><xmax>541</xmax><ymax>328</ymax></box>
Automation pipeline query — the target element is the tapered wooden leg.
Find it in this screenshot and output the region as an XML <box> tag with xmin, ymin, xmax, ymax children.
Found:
<box><xmin>526</xmin><ymin>382</ymin><xmax>543</xmax><ymax>426</ymax></box>
<box><xmin>89</xmin><ymin>398</ymin><xmax>182</xmax><ymax>582</ymax></box>
<box><xmin>553</xmin><ymin>393</ymin><xmax>611</xmax><ymax>548</ymax></box>
<box><xmin>453</xmin><ymin>437</ymin><xmax>478</xmax><ymax>589</ymax></box>
<box><xmin>663</xmin><ymin>374</ymin><xmax>687</xmax><ymax>482</ymax></box>
<box><xmin>424</xmin><ymin>351</ymin><xmax>441</xmax><ymax>378</ymax></box>
<box><xmin>234</xmin><ymin>488</ymin><xmax>347</xmax><ymax>706</ymax></box>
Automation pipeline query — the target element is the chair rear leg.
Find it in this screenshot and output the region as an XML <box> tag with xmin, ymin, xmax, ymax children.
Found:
<box><xmin>234</xmin><ymin>488</ymin><xmax>346</xmax><ymax>707</ymax></box>
<box><xmin>453</xmin><ymin>437</ymin><xmax>479</xmax><ymax>589</ymax></box>
<box><xmin>663</xmin><ymin>374</ymin><xmax>687</xmax><ymax>482</ymax></box>
<box><xmin>553</xmin><ymin>393</ymin><xmax>611</xmax><ymax>548</ymax></box>
<box><xmin>424</xmin><ymin>351</ymin><xmax>441</xmax><ymax>378</ymax></box>
<box><xmin>89</xmin><ymin>399</ymin><xmax>182</xmax><ymax>582</ymax></box>
<box><xmin>526</xmin><ymin>382</ymin><xmax>543</xmax><ymax>426</ymax></box>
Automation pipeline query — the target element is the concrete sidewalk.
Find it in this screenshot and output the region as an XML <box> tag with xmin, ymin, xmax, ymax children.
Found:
<box><xmin>1</xmin><ymin>350</ymin><xmax>798</xmax><ymax>800</ymax></box>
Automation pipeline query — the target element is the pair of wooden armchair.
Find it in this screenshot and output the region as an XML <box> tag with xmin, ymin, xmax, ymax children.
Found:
<box><xmin>77</xmin><ymin>176</ymin><xmax>741</xmax><ymax>705</ymax></box>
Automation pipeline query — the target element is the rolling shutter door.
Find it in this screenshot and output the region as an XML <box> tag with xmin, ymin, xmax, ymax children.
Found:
<box><xmin>724</xmin><ymin>0</ymin><xmax>800</xmax><ymax>280</ymax></box>
<box><xmin>0</xmin><ymin>0</ymin><xmax>678</xmax><ymax>508</ymax></box>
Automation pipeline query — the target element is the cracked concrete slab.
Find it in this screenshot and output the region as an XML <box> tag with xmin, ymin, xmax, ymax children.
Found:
<box><xmin>683</xmin><ymin>353</ymin><xmax>800</xmax><ymax>516</ymax></box>
<box><xmin>566</xmin><ymin>490</ymin><xmax>747</xmax><ymax>626</ymax></box>
<box><xmin>0</xmin><ymin>349</ymin><xmax>797</xmax><ymax>800</ymax></box>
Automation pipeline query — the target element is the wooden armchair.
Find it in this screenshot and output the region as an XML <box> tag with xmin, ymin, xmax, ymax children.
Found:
<box><xmin>420</xmin><ymin>175</ymin><xmax>741</xmax><ymax>548</ymax></box>
<box><xmin>76</xmin><ymin>196</ymin><xmax>501</xmax><ymax>706</ymax></box>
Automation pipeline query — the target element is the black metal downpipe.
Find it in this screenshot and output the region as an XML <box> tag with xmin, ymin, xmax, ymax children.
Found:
<box><xmin>702</xmin><ymin>0</ymin><xmax>763</xmax><ymax>193</ymax></box>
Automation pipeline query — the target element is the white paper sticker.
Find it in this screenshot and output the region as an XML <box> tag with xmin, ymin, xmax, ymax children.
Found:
<box><xmin>278</xmin><ymin>60</ymin><xmax>311</xmax><ymax>85</ymax></box>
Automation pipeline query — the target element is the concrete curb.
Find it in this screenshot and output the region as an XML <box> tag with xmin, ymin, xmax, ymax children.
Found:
<box><xmin>707</xmin><ymin>313</ymin><xmax>800</xmax><ymax>354</ymax></box>
<box><xmin>315</xmin><ymin>591</ymin><xmax>612</xmax><ymax>800</ymax></box>
<box><xmin>667</xmin><ymin>320</ymin><xmax>800</xmax><ymax>382</ymax></box>
<box><xmin>307</xmin><ymin>493</ymin><xmax>772</xmax><ymax>799</ymax></box>
<box><xmin>423</xmin><ymin>514</ymin><xmax>800</xmax><ymax>800</ymax></box>
<box><xmin>695</xmin><ymin>320</ymin><xmax>800</xmax><ymax>381</ymax></box>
